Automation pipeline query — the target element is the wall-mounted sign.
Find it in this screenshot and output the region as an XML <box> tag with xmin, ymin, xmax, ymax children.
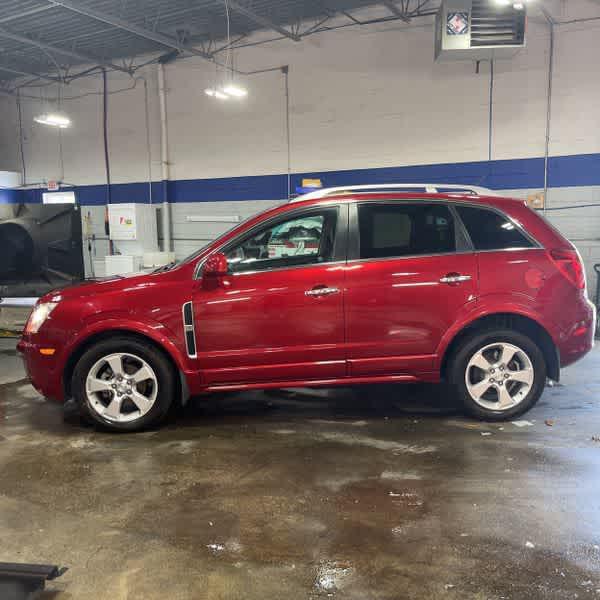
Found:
<box><xmin>302</xmin><ymin>178</ymin><xmax>322</xmax><ymax>188</ymax></box>
<box><xmin>108</xmin><ymin>204</ymin><xmax>137</xmax><ymax>240</ymax></box>
<box><xmin>447</xmin><ymin>12</ymin><xmax>469</xmax><ymax>35</ymax></box>
<box><xmin>526</xmin><ymin>192</ymin><xmax>545</xmax><ymax>210</ymax></box>
<box><xmin>42</xmin><ymin>191</ymin><xmax>76</xmax><ymax>204</ymax></box>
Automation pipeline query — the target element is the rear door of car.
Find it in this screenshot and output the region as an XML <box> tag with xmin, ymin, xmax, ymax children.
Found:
<box><xmin>344</xmin><ymin>200</ymin><xmax>478</xmax><ymax>377</ymax></box>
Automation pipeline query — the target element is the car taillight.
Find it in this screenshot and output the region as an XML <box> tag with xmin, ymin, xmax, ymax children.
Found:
<box><xmin>549</xmin><ymin>248</ymin><xmax>586</xmax><ymax>290</ymax></box>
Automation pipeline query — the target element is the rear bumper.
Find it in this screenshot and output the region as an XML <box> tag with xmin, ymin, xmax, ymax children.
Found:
<box><xmin>16</xmin><ymin>338</ymin><xmax>64</xmax><ymax>402</ymax></box>
<box><xmin>556</xmin><ymin>298</ymin><xmax>596</xmax><ymax>368</ymax></box>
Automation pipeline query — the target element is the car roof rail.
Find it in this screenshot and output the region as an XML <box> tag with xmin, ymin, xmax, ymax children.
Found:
<box><xmin>290</xmin><ymin>183</ymin><xmax>499</xmax><ymax>202</ymax></box>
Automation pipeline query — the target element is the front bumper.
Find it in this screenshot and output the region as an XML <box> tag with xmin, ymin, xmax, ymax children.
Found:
<box><xmin>17</xmin><ymin>338</ymin><xmax>64</xmax><ymax>402</ymax></box>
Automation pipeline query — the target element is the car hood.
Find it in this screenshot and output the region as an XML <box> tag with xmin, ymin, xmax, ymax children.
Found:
<box><xmin>40</xmin><ymin>271</ymin><xmax>163</xmax><ymax>303</ymax></box>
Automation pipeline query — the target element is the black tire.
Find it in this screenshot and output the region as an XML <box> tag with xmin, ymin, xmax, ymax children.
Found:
<box><xmin>72</xmin><ymin>336</ymin><xmax>175</xmax><ymax>432</ymax></box>
<box><xmin>448</xmin><ymin>329</ymin><xmax>547</xmax><ymax>421</ymax></box>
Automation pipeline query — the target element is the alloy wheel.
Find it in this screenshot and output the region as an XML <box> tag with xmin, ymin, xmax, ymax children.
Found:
<box><xmin>85</xmin><ymin>352</ymin><xmax>158</xmax><ymax>423</ymax></box>
<box><xmin>464</xmin><ymin>342</ymin><xmax>534</xmax><ymax>411</ymax></box>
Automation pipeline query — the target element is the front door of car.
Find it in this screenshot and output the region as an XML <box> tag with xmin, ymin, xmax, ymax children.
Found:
<box><xmin>345</xmin><ymin>201</ymin><xmax>478</xmax><ymax>376</ymax></box>
<box><xmin>192</xmin><ymin>204</ymin><xmax>348</xmax><ymax>386</ymax></box>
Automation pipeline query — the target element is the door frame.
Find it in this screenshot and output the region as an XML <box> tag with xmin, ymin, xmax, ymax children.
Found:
<box><xmin>193</xmin><ymin>201</ymin><xmax>350</xmax><ymax>280</ymax></box>
<box><xmin>346</xmin><ymin>198</ymin><xmax>475</xmax><ymax>262</ymax></box>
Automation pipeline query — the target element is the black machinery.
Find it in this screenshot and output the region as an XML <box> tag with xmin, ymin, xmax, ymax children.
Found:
<box><xmin>0</xmin><ymin>203</ymin><xmax>84</xmax><ymax>298</ymax></box>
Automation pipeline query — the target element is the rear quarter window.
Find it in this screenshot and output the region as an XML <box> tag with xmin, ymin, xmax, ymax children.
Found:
<box><xmin>456</xmin><ymin>205</ymin><xmax>534</xmax><ymax>251</ymax></box>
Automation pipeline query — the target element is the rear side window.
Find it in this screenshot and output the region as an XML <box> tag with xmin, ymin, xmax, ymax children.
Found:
<box><xmin>358</xmin><ymin>203</ymin><xmax>456</xmax><ymax>259</ymax></box>
<box><xmin>456</xmin><ymin>205</ymin><xmax>534</xmax><ymax>251</ymax></box>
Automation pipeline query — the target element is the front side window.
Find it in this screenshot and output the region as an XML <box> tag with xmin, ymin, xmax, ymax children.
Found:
<box><xmin>358</xmin><ymin>203</ymin><xmax>456</xmax><ymax>259</ymax></box>
<box><xmin>225</xmin><ymin>208</ymin><xmax>338</xmax><ymax>273</ymax></box>
<box><xmin>455</xmin><ymin>205</ymin><xmax>534</xmax><ymax>251</ymax></box>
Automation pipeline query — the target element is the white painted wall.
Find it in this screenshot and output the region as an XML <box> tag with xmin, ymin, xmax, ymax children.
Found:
<box><xmin>1</xmin><ymin>3</ymin><xmax>600</xmax><ymax>290</ymax></box>
<box><xmin>2</xmin><ymin>7</ymin><xmax>600</xmax><ymax>183</ymax></box>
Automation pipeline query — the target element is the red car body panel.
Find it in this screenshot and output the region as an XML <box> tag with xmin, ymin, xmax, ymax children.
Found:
<box><xmin>192</xmin><ymin>262</ymin><xmax>347</xmax><ymax>385</ymax></box>
<box><xmin>344</xmin><ymin>252</ymin><xmax>479</xmax><ymax>376</ymax></box>
<box><xmin>17</xmin><ymin>192</ymin><xmax>595</xmax><ymax>403</ymax></box>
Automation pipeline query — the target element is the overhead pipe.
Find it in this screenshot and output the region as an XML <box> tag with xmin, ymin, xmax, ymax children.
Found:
<box><xmin>101</xmin><ymin>68</ymin><xmax>114</xmax><ymax>255</ymax></box>
<box><xmin>157</xmin><ymin>62</ymin><xmax>172</xmax><ymax>252</ymax></box>
<box><xmin>488</xmin><ymin>60</ymin><xmax>494</xmax><ymax>162</ymax></box>
<box><xmin>140</xmin><ymin>76</ymin><xmax>153</xmax><ymax>205</ymax></box>
<box><xmin>541</xmin><ymin>7</ymin><xmax>556</xmax><ymax>216</ymax></box>
<box><xmin>283</xmin><ymin>66</ymin><xmax>291</xmax><ymax>200</ymax></box>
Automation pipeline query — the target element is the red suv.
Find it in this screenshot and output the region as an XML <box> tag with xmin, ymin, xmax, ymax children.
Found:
<box><xmin>18</xmin><ymin>184</ymin><xmax>595</xmax><ymax>431</ymax></box>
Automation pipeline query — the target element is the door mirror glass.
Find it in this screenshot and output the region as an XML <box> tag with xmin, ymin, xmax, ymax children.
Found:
<box><xmin>202</xmin><ymin>252</ymin><xmax>228</xmax><ymax>277</ymax></box>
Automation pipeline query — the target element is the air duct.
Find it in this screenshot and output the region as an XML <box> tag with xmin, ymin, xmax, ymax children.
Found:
<box><xmin>435</xmin><ymin>0</ymin><xmax>526</xmax><ymax>61</ymax></box>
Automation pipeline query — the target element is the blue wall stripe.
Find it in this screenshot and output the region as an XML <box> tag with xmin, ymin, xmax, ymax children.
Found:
<box><xmin>548</xmin><ymin>153</ymin><xmax>600</xmax><ymax>188</ymax></box>
<box><xmin>2</xmin><ymin>152</ymin><xmax>599</xmax><ymax>205</ymax></box>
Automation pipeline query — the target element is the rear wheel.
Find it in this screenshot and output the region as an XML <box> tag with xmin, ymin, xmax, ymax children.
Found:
<box><xmin>449</xmin><ymin>329</ymin><xmax>546</xmax><ymax>421</ymax></box>
<box><xmin>72</xmin><ymin>337</ymin><xmax>175</xmax><ymax>432</ymax></box>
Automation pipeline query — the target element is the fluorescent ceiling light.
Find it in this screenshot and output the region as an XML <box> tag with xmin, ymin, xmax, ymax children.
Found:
<box><xmin>222</xmin><ymin>84</ymin><xmax>248</xmax><ymax>98</ymax></box>
<box><xmin>33</xmin><ymin>112</ymin><xmax>71</xmax><ymax>128</ymax></box>
<box><xmin>204</xmin><ymin>88</ymin><xmax>229</xmax><ymax>100</ymax></box>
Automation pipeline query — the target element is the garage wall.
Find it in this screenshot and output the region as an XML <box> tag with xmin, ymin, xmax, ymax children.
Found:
<box><xmin>1</xmin><ymin>5</ymin><xmax>600</xmax><ymax>287</ymax></box>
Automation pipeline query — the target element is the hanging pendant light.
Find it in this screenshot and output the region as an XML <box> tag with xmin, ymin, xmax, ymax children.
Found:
<box><xmin>33</xmin><ymin>112</ymin><xmax>71</xmax><ymax>128</ymax></box>
<box><xmin>34</xmin><ymin>80</ymin><xmax>71</xmax><ymax>128</ymax></box>
<box><xmin>204</xmin><ymin>5</ymin><xmax>248</xmax><ymax>102</ymax></box>
<box><xmin>205</xmin><ymin>88</ymin><xmax>229</xmax><ymax>100</ymax></box>
<box><xmin>222</xmin><ymin>83</ymin><xmax>248</xmax><ymax>98</ymax></box>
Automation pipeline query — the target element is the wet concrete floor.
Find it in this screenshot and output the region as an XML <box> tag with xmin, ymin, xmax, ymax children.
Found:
<box><xmin>1</xmin><ymin>338</ymin><xmax>600</xmax><ymax>599</ymax></box>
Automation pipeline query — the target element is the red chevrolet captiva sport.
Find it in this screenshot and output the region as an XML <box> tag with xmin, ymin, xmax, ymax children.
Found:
<box><xmin>18</xmin><ymin>184</ymin><xmax>596</xmax><ymax>431</ymax></box>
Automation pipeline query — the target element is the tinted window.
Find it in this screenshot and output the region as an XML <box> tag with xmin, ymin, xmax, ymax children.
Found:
<box><xmin>225</xmin><ymin>208</ymin><xmax>337</xmax><ymax>273</ymax></box>
<box><xmin>358</xmin><ymin>203</ymin><xmax>456</xmax><ymax>259</ymax></box>
<box><xmin>456</xmin><ymin>205</ymin><xmax>534</xmax><ymax>251</ymax></box>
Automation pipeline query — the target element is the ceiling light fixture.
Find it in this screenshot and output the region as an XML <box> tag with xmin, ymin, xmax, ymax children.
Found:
<box><xmin>204</xmin><ymin>88</ymin><xmax>229</xmax><ymax>100</ymax></box>
<box><xmin>494</xmin><ymin>0</ymin><xmax>527</xmax><ymax>6</ymax></box>
<box><xmin>33</xmin><ymin>112</ymin><xmax>71</xmax><ymax>128</ymax></box>
<box><xmin>222</xmin><ymin>84</ymin><xmax>248</xmax><ymax>98</ymax></box>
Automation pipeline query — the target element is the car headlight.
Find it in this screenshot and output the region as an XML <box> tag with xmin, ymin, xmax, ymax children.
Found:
<box><xmin>25</xmin><ymin>302</ymin><xmax>58</xmax><ymax>334</ymax></box>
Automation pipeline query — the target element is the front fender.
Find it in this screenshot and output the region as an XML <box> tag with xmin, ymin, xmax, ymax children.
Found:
<box><xmin>63</xmin><ymin>313</ymin><xmax>189</xmax><ymax>374</ymax></box>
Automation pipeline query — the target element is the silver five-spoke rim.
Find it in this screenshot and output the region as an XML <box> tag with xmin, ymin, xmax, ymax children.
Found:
<box><xmin>85</xmin><ymin>353</ymin><xmax>158</xmax><ymax>423</ymax></box>
<box><xmin>465</xmin><ymin>342</ymin><xmax>534</xmax><ymax>411</ymax></box>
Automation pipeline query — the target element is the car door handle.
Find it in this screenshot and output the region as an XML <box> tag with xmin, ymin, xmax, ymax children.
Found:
<box><xmin>305</xmin><ymin>286</ymin><xmax>340</xmax><ymax>297</ymax></box>
<box><xmin>439</xmin><ymin>273</ymin><xmax>472</xmax><ymax>284</ymax></box>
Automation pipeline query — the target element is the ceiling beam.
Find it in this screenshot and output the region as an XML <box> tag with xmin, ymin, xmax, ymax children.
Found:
<box><xmin>46</xmin><ymin>0</ymin><xmax>213</xmax><ymax>60</ymax></box>
<box><xmin>0</xmin><ymin>27</ymin><xmax>131</xmax><ymax>74</ymax></box>
<box><xmin>0</xmin><ymin>5</ymin><xmax>57</xmax><ymax>25</ymax></box>
<box><xmin>226</xmin><ymin>0</ymin><xmax>302</xmax><ymax>41</ymax></box>
<box><xmin>0</xmin><ymin>64</ymin><xmax>62</xmax><ymax>82</ymax></box>
<box><xmin>381</xmin><ymin>0</ymin><xmax>411</xmax><ymax>22</ymax></box>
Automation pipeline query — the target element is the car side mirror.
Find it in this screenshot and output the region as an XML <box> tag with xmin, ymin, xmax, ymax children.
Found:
<box><xmin>202</xmin><ymin>252</ymin><xmax>228</xmax><ymax>277</ymax></box>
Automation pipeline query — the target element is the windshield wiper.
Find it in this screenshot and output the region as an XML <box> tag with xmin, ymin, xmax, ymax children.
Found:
<box><xmin>152</xmin><ymin>260</ymin><xmax>178</xmax><ymax>273</ymax></box>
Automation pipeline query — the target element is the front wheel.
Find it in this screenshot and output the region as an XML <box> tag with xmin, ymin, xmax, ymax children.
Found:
<box><xmin>449</xmin><ymin>330</ymin><xmax>547</xmax><ymax>421</ymax></box>
<box><xmin>72</xmin><ymin>337</ymin><xmax>175</xmax><ymax>432</ymax></box>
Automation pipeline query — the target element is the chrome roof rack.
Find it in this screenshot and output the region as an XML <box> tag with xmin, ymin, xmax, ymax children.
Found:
<box><xmin>291</xmin><ymin>183</ymin><xmax>498</xmax><ymax>202</ymax></box>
